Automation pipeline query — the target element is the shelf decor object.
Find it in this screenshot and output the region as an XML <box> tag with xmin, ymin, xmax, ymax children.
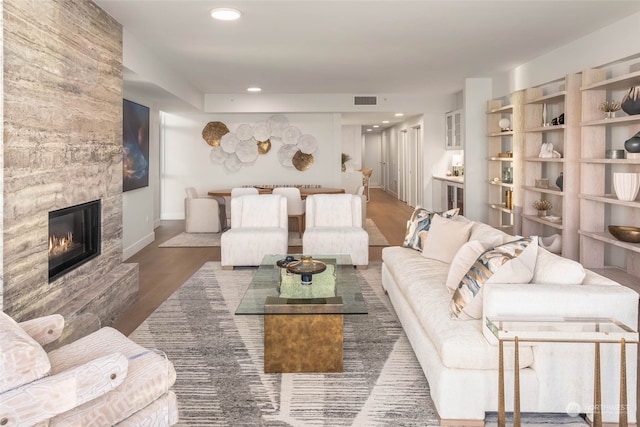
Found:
<box><xmin>621</xmin><ymin>86</ymin><xmax>640</xmax><ymax>115</ymax></box>
<box><xmin>625</xmin><ymin>132</ymin><xmax>640</xmax><ymax>159</ymax></box>
<box><xmin>532</xmin><ymin>199</ymin><xmax>552</xmax><ymax>216</ymax></box>
<box><xmin>608</xmin><ymin>225</ymin><xmax>640</xmax><ymax>244</ymax></box>
<box><xmin>498</xmin><ymin>118</ymin><xmax>511</xmax><ymax>132</ymax></box>
<box><xmin>599</xmin><ymin>100</ymin><xmax>622</xmax><ymax>119</ymax></box>
<box><xmin>613</xmin><ymin>172</ymin><xmax>640</xmax><ymax>201</ymax></box>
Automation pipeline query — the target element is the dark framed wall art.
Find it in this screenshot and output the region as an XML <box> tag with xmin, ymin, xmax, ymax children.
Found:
<box><xmin>122</xmin><ymin>99</ymin><xmax>150</xmax><ymax>192</ymax></box>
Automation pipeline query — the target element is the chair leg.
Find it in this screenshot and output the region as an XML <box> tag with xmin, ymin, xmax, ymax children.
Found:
<box><xmin>297</xmin><ymin>215</ymin><xmax>304</xmax><ymax>238</ymax></box>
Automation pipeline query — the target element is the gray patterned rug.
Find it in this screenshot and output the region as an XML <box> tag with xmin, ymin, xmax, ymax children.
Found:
<box><xmin>158</xmin><ymin>219</ymin><xmax>389</xmax><ymax>248</ymax></box>
<box><xmin>130</xmin><ymin>262</ymin><xmax>438</xmax><ymax>426</ymax></box>
<box><xmin>130</xmin><ymin>262</ymin><xmax>589</xmax><ymax>426</ymax></box>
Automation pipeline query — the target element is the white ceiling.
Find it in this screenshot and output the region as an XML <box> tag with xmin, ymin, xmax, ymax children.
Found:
<box><xmin>95</xmin><ymin>0</ymin><xmax>640</xmax><ymax>127</ymax></box>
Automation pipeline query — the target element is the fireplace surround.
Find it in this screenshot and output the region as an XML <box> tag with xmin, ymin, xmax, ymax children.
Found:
<box><xmin>49</xmin><ymin>200</ymin><xmax>101</xmax><ymax>282</ymax></box>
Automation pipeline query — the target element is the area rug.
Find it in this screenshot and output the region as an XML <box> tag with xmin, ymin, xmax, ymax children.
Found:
<box><xmin>130</xmin><ymin>262</ymin><xmax>438</xmax><ymax>426</ymax></box>
<box><xmin>158</xmin><ymin>218</ymin><xmax>389</xmax><ymax>248</ymax></box>
<box><xmin>130</xmin><ymin>262</ymin><xmax>589</xmax><ymax>426</ymax></box>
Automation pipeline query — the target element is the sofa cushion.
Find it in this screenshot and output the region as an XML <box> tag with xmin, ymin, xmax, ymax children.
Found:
<box><xmin>0</xmin><ymin>311</ymin><xmax>51</xmax><ymax>393</ymax></box>
<box><xmin>402</xmin><ymin>207</ymin><xmax>459</xmax><ymax>251</ymax></box>
<box><xmin>421</xmin><ymin>214</ymin><xmax>473</xmax><ymax>263</ymax></box>
<box><xmin>450</xmin><ymin>237</ymin><xmax>538</xmax><ymax>320</ymax></box>
<box><xmin>445</xmin><ymin>237</ymin><xmax>503</xmax><ymax>293</ymax></box>
<box><xmin>532</xmin><ymin>246</ymin><xmax>586</xmax><ymax>284</ymax></box>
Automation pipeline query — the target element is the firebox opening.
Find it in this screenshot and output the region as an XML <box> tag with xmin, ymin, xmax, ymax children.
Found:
<box><xmin>49</xmin><ymin>200</ymin><xmax>101</xmax><ymax>282</ymax></box>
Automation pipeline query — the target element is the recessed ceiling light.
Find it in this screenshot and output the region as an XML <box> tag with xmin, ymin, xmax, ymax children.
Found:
<box><xmin>247</xmin><ymin>87</ymin><xmax>261</xmax><ymax>92</ymax></box>
<box><xmin>373</xmin><ymin>125</ymin><xmax>380</xmax><ymax>128</ymax></box>
<box><xmin>382</xmin><ymin>120</ymin><xmax>390</xmax><ymax>124</ymax></box>
<box><xmin>210</xmin><ymin>8</ymin><xmax>241</xmax><ymax>21</ymax></box>
<box><xmin>366</xmin><ymin>128</ymin><xmax>373</xmax><ymax>132</ymax></box>
<box><xmin>394</xmin><ymin>113</ymin><xmax>404</xmax><ymax>117</ymax></box>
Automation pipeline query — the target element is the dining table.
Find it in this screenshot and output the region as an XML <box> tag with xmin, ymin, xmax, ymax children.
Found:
<box><xmin>207</xmin><ymin>187</ymin><xmax>345</xmax><ymax>199</ymax></box>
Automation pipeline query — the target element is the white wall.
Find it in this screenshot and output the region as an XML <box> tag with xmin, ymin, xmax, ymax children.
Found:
<box><xmin>121</xmin><ymin>93</ymin><xmax>158</xmax><ymax>261</ymax></box>
<box><xmin>341</xmin><ymin>125</ymin><xmax>362</xmax><ymax>170</ymax></box>
<box><xmin>161</xmin><ymin>112</ymin><xmax>340</xmax><ymax>219</ymax></box>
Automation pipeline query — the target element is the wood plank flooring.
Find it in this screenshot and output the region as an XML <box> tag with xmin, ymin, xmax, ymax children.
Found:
<box><xmin>112</xmin><ymin>188</ymin><xmax>414</xmax><ymax>335</ymax></box>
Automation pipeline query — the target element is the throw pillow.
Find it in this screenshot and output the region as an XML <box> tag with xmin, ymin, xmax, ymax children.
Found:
<box><xmin>450</xmin><ymin>237</ymin><xmax>538</xmax><ymax>320</ymax></box>
<box><xmin>0</xmin><ymin>311</ymin><xmax>51</xmax><ymax>393</ymax></box>
<box><xmin>445</xmin><ymin>236</ymin><xmax>503</xmax><ymax>293</ymax></box>
<box><xmin>531</xmin><ymin>245</ymin><xmax>586</xmax><ymax>284</ymax></box>
<box><xmin>421</xmin><ymin>214</ymin><xmax>473</xmax><ymax>263</ymax></box>
<box><xmin>402</xmin><ymin>207</ymin><xmax>459</xmax><ymax>251</ymax></box>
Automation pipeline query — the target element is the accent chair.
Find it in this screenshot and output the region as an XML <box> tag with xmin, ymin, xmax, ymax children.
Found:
<box><xmin>303</xmin><ymin>194</ymin><xmax>369</xmax><ymax>268</ymax></box>
<box><xmin>0</xmin><ymin>311</ymin><xmax>178</xmax><ymax>426</ymax></box>
<box><xmin>221</xmin><ymin>194</ymin><xmax>288</xmax><ymax>268</ymax></box>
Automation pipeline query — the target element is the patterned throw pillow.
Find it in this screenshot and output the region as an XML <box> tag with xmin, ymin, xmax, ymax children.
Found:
<box><xmin>402</xmin><ymin>207</ymin><xmax>459</xmax><ymax>251</ymax></box>
<box><xmin>449</xmin><ymin>237</ymin><xmax>538</xmax><ymax>320</ymax></box>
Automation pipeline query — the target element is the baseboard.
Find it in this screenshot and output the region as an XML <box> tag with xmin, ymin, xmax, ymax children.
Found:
<box><xmin>439</xmin><ymin>418</ymin><xmax>484</xmax><ymax>426</ymax></box>
<box><xmin>123</xmin><ymin>231</ymin><xmax>155</xmax><ymax>261</ymax></box>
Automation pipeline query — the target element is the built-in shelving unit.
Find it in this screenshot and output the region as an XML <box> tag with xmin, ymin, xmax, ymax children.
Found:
<box><xmin>520</xmin><ymin>73</ymin><xmax>581</xmax><ymax>260</ymax></box>
<box><xmin>579</xmin><ymin>62</ymin><xmax>640</xmax><ymax>284</ymax></box>
<box><xmin>486</xmin><ymin>99</ymin><xmax>518</xmax><ymax>234</ymax></box>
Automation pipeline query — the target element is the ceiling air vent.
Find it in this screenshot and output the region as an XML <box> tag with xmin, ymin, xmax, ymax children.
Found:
<box><xmin>354</xmin><ymin>96</ymin><xmax>377</xmax><ymax>106</ymax></box>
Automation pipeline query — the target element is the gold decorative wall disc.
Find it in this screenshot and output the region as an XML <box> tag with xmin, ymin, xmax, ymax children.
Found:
<box><xmin>257</xmin><ymin>139</ymin><xmax>271</xmax><ymax>154</ymax></box>
<box><xmin>292</xmin><ymin>151</ymin><xmax>314</xmax><ymax>171</ymax></box>
<box><xmin>202</xmin><ymin>121</ymin><xmax>229</xmax><ymax>147</ymax></box>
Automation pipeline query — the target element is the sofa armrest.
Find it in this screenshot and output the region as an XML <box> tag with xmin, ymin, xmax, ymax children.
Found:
<box><xmin>482</xmin><ymin>283</ymin><xmax>639</xmax><ymax>344</ymax></box>
<box><xmin>19</xmin><ymin>314</ymin><xmax>65</xmax><ymax>346</ymax></box>
<box><xmin>0</xmin><ymin>352</ymin><xmax>128</xmax><ymax>426</ymax></box>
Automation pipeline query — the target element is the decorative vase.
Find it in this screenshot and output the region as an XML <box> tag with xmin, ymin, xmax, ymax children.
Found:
<box><xmin>556</xmin><ymin>172</ymin><xmax>563</xmax><ymax>191</ymax></box>
<box><xmin>625</xmin><ymin>132</ymin><xmax>640</xmax><ymax>153</ymax></box>
<box><xmin>538</xmin><ymin>210</ymin><xmax>548</xmax><ymax>217</ymax></box>
<box><xmin>341</xmin><ymin>163</ymin><xmax>346</xmax><ymax>172</ymax></box>
<box><xmin>613</xmin><ymin>172</ymin><xmax>640</xmax><ymax>201</ymax></box>
<box><xmin>621</xmin><ymin>86</ymin><xmax>640</xmax><ymax>115</ymax></box>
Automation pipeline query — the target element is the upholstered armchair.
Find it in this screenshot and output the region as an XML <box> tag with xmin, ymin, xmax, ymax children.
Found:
<box><xmin>185</xmin><ymin>187</ymin><xmax>221</xmax><ymax>233</ymax></box>
<box><xmin>303</xmin><ymin>194</ymin><xmax>369</xmax><ymax>268</ymax></box>
<box><xmin>0</xmin><ymin>311</ymin><xmax>178</xmax><ymax>426</ymax></box>
<box><xmin>225</xmin><ymin>187</ymin><xmax>260</xmax><ymax>227</ymax></box>
<box><xmin>221</xmin><ymin>194</ymin><xmax>288</xmax><ymax>268</ymax></box>
<box><xmin>272</xmin><ymin>187</ymin><xmax>305</xmax><ymax>238</ymax></box>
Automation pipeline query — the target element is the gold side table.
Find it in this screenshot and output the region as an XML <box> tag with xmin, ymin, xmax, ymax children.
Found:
<box><xmin>486</xmin><ymin>317</ymin><xmax>638</xmax><ymax>427</ymax></box>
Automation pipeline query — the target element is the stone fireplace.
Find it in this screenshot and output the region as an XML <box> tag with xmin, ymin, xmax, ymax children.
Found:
<box><xmin>2</xmin><ymin>0</ymin><xmax>138</xmax><ymax>327</ymax></box>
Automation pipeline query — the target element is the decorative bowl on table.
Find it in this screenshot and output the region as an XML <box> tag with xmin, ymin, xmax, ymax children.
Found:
<box><xmin>286</xmin><ymin>255</ymin><xmax>326</xmax><ymax>285</ymax></box>
<box><xmin>608</xmin><ymin>225</ymin><xmax>640</xmax><ymax>243</ymax></box>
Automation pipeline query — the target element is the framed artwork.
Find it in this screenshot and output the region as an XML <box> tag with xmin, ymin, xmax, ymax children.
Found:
<box><xmin>122</xmin><ymin>99</ymin><xmax>150</xmax><ymax>192</ymax></box>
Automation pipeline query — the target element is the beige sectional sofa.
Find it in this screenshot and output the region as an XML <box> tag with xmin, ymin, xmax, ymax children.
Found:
<box><xmin>381</xmin><ymin>216</ymin><xmax>638</xmax><ymax>425</ymax></box>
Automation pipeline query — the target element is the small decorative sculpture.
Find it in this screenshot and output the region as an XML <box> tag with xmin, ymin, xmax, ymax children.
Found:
<box><xmin>539</xmin><ymin>142</ymin><xmax>561</xmax><ymax>158</ymax></box>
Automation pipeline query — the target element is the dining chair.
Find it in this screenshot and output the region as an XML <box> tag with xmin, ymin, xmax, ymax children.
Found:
<box><xmin>272</xmin><ymin>187</ymin><xmax>305</xmax><ymax>238</ymax></box>
<box><xmin>361</xmin><ymin>168</ymin><xmax>373</xmax><ymax>202</ymax></box>
<box><xmin>184</xmin><ymin>187</ymin><xmax>221</xmax><ymax>233</ymax></box>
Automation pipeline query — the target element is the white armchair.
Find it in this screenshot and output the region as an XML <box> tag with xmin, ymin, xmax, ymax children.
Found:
<box><xmin>0</xmin><ymin>311</ymin><xmax>178</xmax><ymax>426</ymax></box>
<box><xmin>221</xmin><ymin>194</ymin><xmax>288</xmax><ymax>268</ymax></box>
<box><xmin>185</xmin><ymin>187</ymin><xmax>221</xmax><ymax>233</ymax></box>
<box><xmin>303</xmin><ymin>194</ymin><xmax>369</xmax><ymax>268</ymax></box>
<box><xmin>226</xmin><ymin>187</ymin><xmax>260</xmax><ymax>227</ymax></box>
<box><xmin>272</xmin><ymin>187</ymin><xmax>305</xmax><ymax>238</ymax></box>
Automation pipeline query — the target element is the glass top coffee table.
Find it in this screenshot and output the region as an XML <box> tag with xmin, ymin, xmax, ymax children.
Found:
<box><xmin>235</xmin><ymin>254</ymin><xmax>368</xmax><ymax>315</ymax></box>
<box><xmin>236</xmin><ymin>254</ymin><xmax>368</xmax><ymax>373</ymax></box>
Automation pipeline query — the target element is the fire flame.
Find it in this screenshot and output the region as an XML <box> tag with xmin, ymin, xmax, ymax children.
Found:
<box><xmin>49</xmin><ymin>232</ymin><xmax>73</xmax><ymax>257</ymax></box>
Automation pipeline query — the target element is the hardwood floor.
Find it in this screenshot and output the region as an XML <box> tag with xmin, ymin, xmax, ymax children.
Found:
<box><xmin>112</xmin><ymin>188</ymin><xmax>414</xmax><ymax>335</ymax></box>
